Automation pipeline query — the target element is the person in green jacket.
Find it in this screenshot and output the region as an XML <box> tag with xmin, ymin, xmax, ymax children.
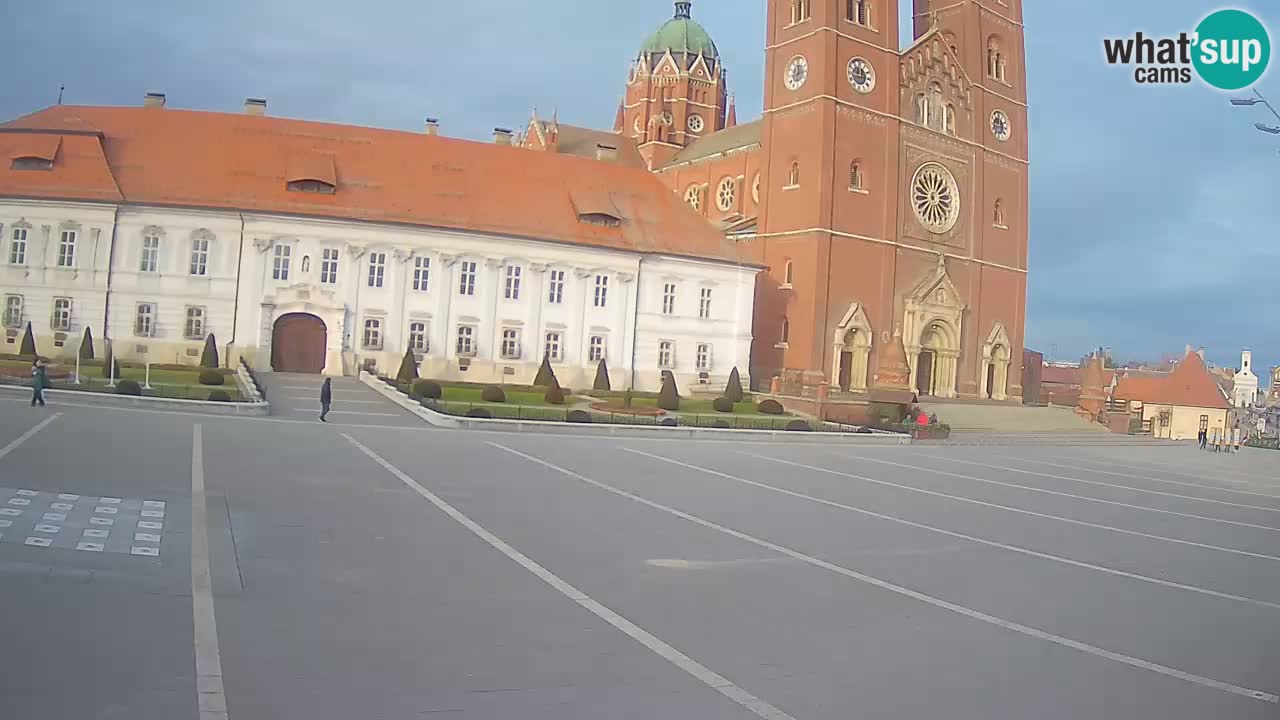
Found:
<box><xmin>30</xmin><ymin>359</ymin><xmax>47</xmax><ymax>408</ymax></box>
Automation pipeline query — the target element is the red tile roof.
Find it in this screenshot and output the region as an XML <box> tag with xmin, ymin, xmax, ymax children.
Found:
<box><xmin>0</xmin><ymin>105</ymin><xmax>755</xmax><ymax>266</ymax></box>
<box><xmin>1113</xmin><ymin>352</ymin><xmax>1230</xmax><ymax>409</ymax></box>
<box><xmin>1040</xmin><ymin>365</ymin><xmax>1116</xmax><ymax>387</ymax></box>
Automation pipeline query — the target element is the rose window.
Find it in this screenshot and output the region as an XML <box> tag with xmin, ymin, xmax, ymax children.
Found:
<box><xmin>910</xmin><ymin>162</ymin><xmax>960</xmax><ymax>234</ymax></box>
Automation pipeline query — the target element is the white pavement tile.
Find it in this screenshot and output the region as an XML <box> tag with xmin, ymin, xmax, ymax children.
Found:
<box><xmin>0</xmin><ymin>508</ymin><xmax>20</xmax><ymax>516</ymax></box>
<box><xmin>7</xmin><ymin>498</ymin><xmax>30</xmax><ymax>506</ymax></box>
<box><xmin>75</xmin><ymin>542</ymin><xmax>104</xmax><ymax>552</ymax></box>
<box><xmin>94</xmin><ymin>506</ymin><xmax>119</xmax><ymax>515</ymax></box>
<box><xmin>88</xmin><ymin>517</ymin><xmax>114</xmax><ymax>526</ymax></box>
<box><xmin>50</xmin><ymin>502</ymin><xmax>73</xmax><ymax>511</ymax></box>
<box><xmin>15</xmin><ymin>490</ymin><xmax>38</xmax><ymax>497</ymax></box>
<box><xmin>56</xmin><ymin>493</ymin><xmax>80</xmax><ymax>501</ymax></box>
<box><xmin>130</xmin><ymin>546</ymin><xmax>159</xmax><ymax>557</ymax></box>
<box><xmin>42</xmin><ymin>513</ymin><xmax>67</xmax><ymax>522</ymax></box>
<box><xmin>140</xmin><ymin>510</ymin><xmax>164</xmax><ymax>518</ymax></box>
<box><xmin>143</xmin><ymin>500</ymin><xmax>166</xmax><ymax>509</ymax></box>
<box><xmin>82</xmin><ymin>529</ymin><xmax>109</xmax><ymax>539</ymax></box>
<box><xmin>134</xmin><ymin>533</ymin><xmax>161</xmax><ymax>543</ymax></box>
<box><xmin>34</xmin><ymin>524</ymin><xmax>61</xmax><ymax>534</ymax></box>
<box><xmin>98</xmin><ymin>497</ymin><xmax>122</xmax><ymax>504</ymax></box>
<box><xmin>137</xmin><ymin>521</ymin><xmax>163</xmax><ymax>530</ymax></box>
<box><xmin>0</xmin><ymin>520</ymin><xmax>11</xmax><ymax>528</ymax></box>
<box><xmin>24</xmin><ymin>537</ymin><xmax>52</xmax><ymax>547</ymax></box>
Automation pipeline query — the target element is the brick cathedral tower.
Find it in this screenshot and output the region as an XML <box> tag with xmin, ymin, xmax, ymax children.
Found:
<box><xmin>753</xmin><ymin>0</ymin><xmax>1029</xmax><ymax>401</ymax></box>
<box><xmin>623</xmin><ymin>2</ymin><xmax>730</xmax><ymax>170</ymax></box>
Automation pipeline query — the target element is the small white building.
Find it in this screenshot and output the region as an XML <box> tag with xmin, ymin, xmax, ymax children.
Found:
<box><xmin>1233</xmin><ymin>350</ymin><xmax>1259</xmax><ymax>408</ymax></box>
<box><xmin>0</xmin><ymin>99</ymin><xmax>760</xmax><ymax>392</ymax></box>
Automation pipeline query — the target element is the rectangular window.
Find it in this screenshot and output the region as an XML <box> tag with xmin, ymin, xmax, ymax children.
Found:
<box><xmin>135</xmin><ymin>303</ymin><xmax>155</xmax><ymax>337</ymax></box>
<box><xmin>320</xmin><ymin>248</ymin><xmax>339</xmax><ymax>285</ymax></box>
<box><xmin>57</xmin><ymin>230</ymin><xmax>77</xmax><ymax>268</ymax></box>
<box><xmin>696</xmin><ymin>343</ymin><xmax>712</xmax><ymax>371</ymax></box>
<box><xmin>662</xmin><ymin>283</ymin><xmax>677</xmax><ymax>315</ymax></box>
<box><xmin>408</xmin><ymin>322</ymin><xmax>429</xmax><ymax>354</ymax></box>
<box><xmin>3</xmin><ymin>295</ymin><xmax>22</xmax><ymax>328</ymax></box>
<box><xmin>699</xmin><ymin>288</ymin><xmax>712</xmax><ymax>319</ymax></box>
<box><xmin>459</xmin><ymin>260</ymin><xmax>477</xmax><ymax>296</ymax></box>
<box><xmin>185</xmin><ymin>306</ymin><xmax>206</xmax><ymax>340</ymax></box>
<box><xmin>544</xmin><ymin>331</ymin><xmax>563</xmax><ymax>362</ymax></box>
<box><xmin>658</xmin><ymin>340</ymin><xmax>674</xmax><ymax>369</ymax></box>
<box><xmin>8</xmin><ymin>228</ymin><xmax>27</xmax><ymax>265</ymax></box>
<box><xmin>190</xmin><ymin>238</ymin><xmax>209</xmax><ymax>276</ymax></box>
<box><xmin>413</xmin><ymin>256</ymin><xmax>430</xmax><ymax>292</ymax></box>
<box><xmin>362</xmin><ymin>318</ymin><xmax>383</xmax><ymax>349</ymax></box>
<box><xmin>273</xmin><ymin>244</ymin><xmax>291</xmax><ymax>281</ymax></box>
<box><xmin>140</xmin><ymin>235</ymin><xmax>160</xmax><ymax>273</ymax></box>
<box><xmin>593</xmin><ymin>274</ymin><xmax>609</xmax><ymax>308</ymax></box>
<box><xmin>456</xmin><ymin>325</ymin><xmax>476</xmax><ymax>356</ymax></box>
<box><xmin>504</xmin><ymin>265</ymin><xmax>522</xmax><ymax>300</ymax></box>
<box><xmin>588</xmin><ymin>335</ymin><xmax>606</xmax><ymax>363</ymax></box>
<box><xmin>51</xmin><ymin>298</ymin><xmax>71</xmax><ymax>331</ymax></box>
<box><xmin>547</xmin><ymin>269</ymin><xmax>565</xmax><ymax>304</ymax></box>
<box><xmin>367</xmin><ymin>252</ymin><xmax>386</xmax><ymax>288</ymax></box>
<box><xmin>500</xmin><ymin>328</ymin><xmax>521</xmax><ymax>359</ymax></box>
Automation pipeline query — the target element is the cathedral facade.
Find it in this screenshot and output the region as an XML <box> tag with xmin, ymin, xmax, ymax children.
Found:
<box><xmin>575</xmin><ymin>0</ymin><xmax>1031</xmax><ymax>401</ymax></box>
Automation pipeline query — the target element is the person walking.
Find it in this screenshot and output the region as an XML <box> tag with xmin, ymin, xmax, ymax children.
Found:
<box><xmin>29</xmin><ymin>359</ymin><xmax>47</xmax><ymax>408</ymax></box>
<box><xmin>1197</xmin><ymin>427</ymin><xmax>1207</xmax><ymax>450</ymax></box>
<box><xmin>319</xmin><ymin>378</ymin><xmax>332</xmax><ymax>422</ymax></box>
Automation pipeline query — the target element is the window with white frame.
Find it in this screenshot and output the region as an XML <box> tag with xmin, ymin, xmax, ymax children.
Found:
<box><xmin>413</xmin><ymin>256</ymin><xmax>430</xmax><ymax>292</ymax></box>
<box><xmin>135</xmin><ymin>303</ymin><xmax>155</xmax><ymax>337</ymax></box>
<box><xmin>500</xmin><ymin>328</ymin><xmax>521</xmax><ymax>359</ymax></box>
<box><xmin>190</xmin><ymin>237</ymin><xmax>209</xmax><ymax>276</ymax></box>
<box><xmin>273</xmin><ymin>244</ymin><xmax>291</xmax><ymax>281</ymax></box>
<box><xmin>456</xmin><ymin>325</ymin><xmax>476</xmax><ymax>356</ymax></box>
<box><xmin>662</xmin><ymin>283</ymin><xmax>677</xmax><ymax>315</ymax></box>
<box><xmin>367</xmin><ymin>252</ymin><xmax>386</xmax><ymax>288</ymax></box>
<box><xmin>696</xmin><ymin>343</ymin><xmax>712</xmax><ymax>371</ymax></box>
<box><xmin>320</xmin><ymin>248</ymin><xmax>339</xmax><ymax>284</ymax></box>
<box><xmin>699</xmin><ymin>288</ymin><xmax>712</xmax><ymax>319</ymax></box>
<box><xmin>588</xmin><ymin>335</ymin><xmax>606</xmax><ymax>363</ymax></box>
<box><xmin>57</xmin><ymin>230</ymin><xmax>76</xmax><ymax>268</ymax></box>
<box><xmin>658</xmin><ymin>341</ymin><xmax>674</xmax><ymax>368</ymax></box>
<box><xmin>3</xmin><ymin>295</ymin><xmax>21</xmax><ymax>328</ymax></box>
<box><xmin>459</xmin><ymin>260</ymin><xmax>477</xmax><ymax>296</ymax></box>
<box><xmin>362</xmin><ymin>318</ymin><xmax>383</xmax><ymax>349</ymax></box>
<box><xmin>408</xmin><ymin>321</ymin><xmax>429</xmax><ymax>354</ymax></box>
<box><xmin>8</xmin><ymin>227</ymin><xmax>27</xmax><ymax>265</ymax></box>
<box><xmin>185</xmin><ymin>306</ymin><xmax>205</xmax><ymax>339</ymax></box>
<box><xmin>593</xmin><ymin>274</ymin><xmax>609</xmax><ymax>308</ymax></box>
<box><xmin>781</xmin><ymin>317</ymin><xmax>791</xmax><ymax>345</ymax></box>
<box><xmin>547</xmin><ymin>269</ymin><xmax>565</xmax><ymax>304</ymax></box>
<box><xmin>504</xmin><ymin>265</ymin><xmax>522</xmax><ymax>300</ymax></box>
<box><xmin>846</xmin><ymin>0</ymin><xmax>869</xmax><ymax>25</ymax></box>
<box><xmin>791</xmin><ymin>0</ymin><xmax>811</xmax><ymax>24</ymax></box>
<box><xmin>51</xmin><ymin>298</ymin><xmax>71</xmax><ymax>331</ymax></box>
<box><xmin>544</xmin><ymin>331</ymin><xmax>563</xmax><ymax>362</ymax></box>
<box><xmin>140</xmin><ymin>235</ymin><xmax>160</xmax><ymax>273</ymax></box>
<box><xmin>784</xmin><ymin>260</ymin><xmax>795</xmax><ymax>286</ymax></box>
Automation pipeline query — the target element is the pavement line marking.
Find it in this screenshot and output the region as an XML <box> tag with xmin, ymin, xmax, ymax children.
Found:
<box><xmin>280</xmin><ymin>386</ymin><xmax>369</xmax><ymax>393</ymax></box>
<box><xmin>1066</xmin><ymin>452</ymin><xmax>1276</xmax><ymax>485</ymax></box>
<box><xmin>495</xmin><ymin>443</ymin><xmax>1278</xmax><ymax>705</ymax></box>
<box><xmin>0</xmin><ymin>413</ymin><xmax>62</xmax><ymax>462</ymax></box>
<box><xmin>829</xmin><ymin>450</ymin><xmax>1280</xmax><ymax>536</ymax></box>
<box><xmin>622</xmin><ymin>448</ymin><xmax>1280</xmax><ymax>612</ymax></box>
<box><xmin>342</xmin><ymin>434</ymin><xmax>796</xmax><ymax>720</ymax></box>
<box><xmin>191</xmin><ymin>426</ymin><xmax>230</xmax><ymax>720</ymax></box>
<box><xmin>1035</xmin><ymin>452</ymin><xmax>1271</xmax><ymax>488</ymax></box>
<box><xmin>291</xmin><ymin>409</ymin><xmax>400</xmax><ymax>417</ymax></box>
<box><xmin>742</xmin><ymin>452</ymin><xmax>1280</xmax><ymax>563</ymax></box>
<box><xmin>979</xmin><ymin>453</ymin><xmax>1280</xmax><ymax>503</ymax></box>
<box><xmin>929</xmin><ymin>454</ymin><xmax>1280</xmax><ymax>514</ymax></box>
<box><xmin>283</xmin><ymin>397</ymin><xmax>388</xmax><ymax>405</ymax></box>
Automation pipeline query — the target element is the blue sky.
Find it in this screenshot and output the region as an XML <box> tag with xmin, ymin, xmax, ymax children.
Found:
<box><xmin>2</xmin><ymin>1</ymin><xmax>1277</xmax><ymax>380</ymax></box>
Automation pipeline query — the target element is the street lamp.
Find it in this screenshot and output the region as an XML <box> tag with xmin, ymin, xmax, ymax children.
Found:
<box><xmin>1230</xmin><ymin>88</ymin><xmax>1280</xmax><ymax>134</ymax></box>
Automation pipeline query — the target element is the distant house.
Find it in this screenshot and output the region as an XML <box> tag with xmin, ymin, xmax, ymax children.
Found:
<box><xmin>1039</xmin><ymin>364</ymin><xmax>1116</xmax><ymax>407</ymax></box>
<box><xmin>1112</xmin><ymin>351</ymin><xmax>1231</xmax><ymax>441</ymax></box>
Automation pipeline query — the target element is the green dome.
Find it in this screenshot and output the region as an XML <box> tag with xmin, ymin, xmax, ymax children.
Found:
<box><xmin>640</xmin><ymin>2</ymin><xmax>718</xmax><ymax>61</ymax></box>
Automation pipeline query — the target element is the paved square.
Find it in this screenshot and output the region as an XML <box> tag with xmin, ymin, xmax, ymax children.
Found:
<box><xmin>0</xmin><ymin>486</ymin><xmax>165</xmax><ymax>556</ymax></box>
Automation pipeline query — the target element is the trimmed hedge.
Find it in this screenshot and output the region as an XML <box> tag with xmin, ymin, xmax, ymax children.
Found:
<box><xmin>785</xmin><ymin>420</ymin><xmax>813</xmax><ymax>432</ymax></box>
<box><xmin>413</xmin><ymin>379</ymin><xmax>443</xmax><ymax>399</ymax></box>
<box><xmin>198</xmin><ymin>369</ymin><xmax>225</xmax><ymax>386</ymax></box>
<box><xmin>713</xmin><ymin>420</ymin><xmax>732</xmax><ymax>429</ymax></box>
<box><xmin>466</xmin><ymin>408</ymin><xmax>492</xmax><ymax>419</ymax></box>
<box><xmin>657</xmin><ymin>371</ymin><xmax>680</xmax><ymax>412</ymax></box>
<box><xmin>200</xmin><ymin>335</ymin><xmax>220</xmax><ymax>369</ymax></box>
<box><xmin>757</xmin><ymin>399</ymin><xmax>785</xmax><ymax>415</ymax></box>
<box><xmin>566</xmin><ymin>410</ymin><xmax>592</xmax><ymax>424</ymax></box>
<box><xmin>593</xmin><ymin>359</ymin><xmax>611</xmax><ymax>392</ymax></box>
<box><xmin>115</xmin><ymin>379</ymin><xmax>142</xmax><ymax>396</ymax></box>
<box><xmin>533</xmin><ymin>355</ymin><xmax>555</xmax><ymax>387</ymax></box>
<box><xmin>18</xmin><ymin>323</ymin><xmax>35</xmax><ymax>357</ymax></box>
<box><xmin>724</xmin><ymin>367</ymin><xmax>744</xmax><ymax>403</ymax></box>
<box><xmin>396</xmin><ymin>347</ymin><xmax>419</xmax><ymax>383</ymax></box>
<box><xmin>481</xmin><ymin>386</ymin><xmax>507</xmax><ymax>403</ymax></box>
<box><xmin>712</xmin><ymin>396</ymin><xmax>734</xmax><ymax>413</ymax></box>
<box><xmin>545</xmin><ymin>376</ymin><xmax>566</xmax><ymax>405</ymax></box>
<box><xmin>207</xmin><ymin>390</ymin><xmax>232</xmax><ymax>402</ymax></box>
<box><xmin>79</xmin><ymin>327</ymin><xmax>95</xmax><ymax>360</ymax></box>
<box><xmin>660</xmin><ymin>417</ymin><xmax>678</xmax><ymax>427</ymax></box>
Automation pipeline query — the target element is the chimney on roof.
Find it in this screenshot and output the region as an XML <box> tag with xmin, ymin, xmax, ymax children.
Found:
<box><xmin>494</xmin><ymin>128</ymin><xmax>513</xmax><ymax>145</ymax></box>
<box><xmin>424</xmin><ymin>118</ymin><xmax>440</xmax><ymax>136</ymax></box>
<box><xmin>143</xmin><ymin>92</ymin><xmax>166</xmax><ymax>109</ymax></box>
<box><xmin>244</xmin><ymin>98</ymin><xmax>267</xmax><ymax>116</ymax></box>
<box><xmin>596</xmin><ymin>143</ymin><xmax>618</xmax><ymax>162</ymax></box>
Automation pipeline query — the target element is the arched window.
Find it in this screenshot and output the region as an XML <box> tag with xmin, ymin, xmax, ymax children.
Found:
<box><xmin>928</xmin><ymin>83</ymin><xmax>944</xmax><ymax>131</ymax></box>
<box><xmin>988</xmin><ymin>37</ymin><xmax>1006</xmax><ymax>82</ymax></box>
<box><xmin>915</xmin><ymin>94</ymin><xmax>928</xmax><ymax>125</ymax></box>
<box><xmin>300</xmin><ymin>255</ymin><xmax>311</xmax><ymax>273</ymax></box>
<box><xmin>783</xmin><ymin>259</ymin><xmax>795</xmax><ymax>286</ymax></box>
<box><xmin>944</xmin><ymin>104</ymin><xmax>955</xmax><ymax>135</ymax></box>
<box><xmin>781</xmin><ymin>317</ymin><xmax>791</xmax><ymax>345</ymax></box>
<box><xmin>846</xmin><ymin>0</ymin><xmax>869</xmax><ymax>26</ymax></box>
<box><xmin>993</xmin><ymin>199</ymin><xmax>1005</xmax><ymax>227</ymax></box>
<box><xmin>849</xmin><ymin>161</ymin><xmax>863</xmax><ymax>190</ymax></box>
<box><xmin>787</xmin><ymin>161</ymin><xmax>800</xmax><ymax>188</ymax></box>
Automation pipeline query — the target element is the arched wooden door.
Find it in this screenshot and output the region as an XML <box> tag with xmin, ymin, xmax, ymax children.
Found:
<box><xmin>271</xmin><ymin>313</ymin><xmax>327</xmax><ymax>373</ymax></box>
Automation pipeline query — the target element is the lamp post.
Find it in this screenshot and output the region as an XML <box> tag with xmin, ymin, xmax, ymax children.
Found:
<box><xmin>1230</xmin><ymin>89</ymin><xmax>1280</xmax><ymax>134</ymax></box>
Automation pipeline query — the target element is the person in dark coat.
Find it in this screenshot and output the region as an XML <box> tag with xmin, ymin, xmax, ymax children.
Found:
<box><xmin>30</xmin><ymin>359</ymin><xmax>47</xmax><ymax>408</ymax></box>
<box><xmin>319</xmin><ymin>378</ymin><xmax>332</xmax><ymax>422</ymax></box>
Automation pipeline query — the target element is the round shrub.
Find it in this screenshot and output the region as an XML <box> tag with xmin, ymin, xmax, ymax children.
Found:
<box><xmin>198</xmin><ymin>369</ymin><xmax>225</xmax><ymax>386</ymax></box>
<box><xmin>207</xmin><ymin>390</ymin><xmax>232</xmax><ymax>402</ymax></box>
<box><xmin>481</xmin><ymin>386</ymin><xmax>507</xmax><ymax>403</ymax></box>
<box><xmin>413</xmin><ymin>379</ymin><xmax>443</xmax><ymax>399</ymax></box>
<box><xmin>115</xmin><ymin>379</ymin><xmax>142</xmax><ymax>396</ymax></box>
<box><xmin>566</xmin><ymin>410</ymin><xmax>592</xmax><ymax>424</ymax></box>
<box><xmin>785</xmin><ymin>420</ymin><xmax>813</xmax><ymax>432</ymax></box>
<box><xmin>465</xmin><ymin>408</ymin><xmax>492</xmax><ymax>419</ymax></box>
<box><xmin>712</xmin><ymin>420</ymin><xmax>732</xmax><ymax>429</ymax></box>
<box><xmin>712</xmin><ymin>396</ymin><xmax>734</xmax><ymax>413</ymax></box>
<box><xmin>757</xmin><ymin>399</ymin><xmax>785</xmax><ymax>415</ymax></box>
<box><xmin>660</xmin><ymin>417</ymin><xmax>678</xmax><ymax>427</ymax></box>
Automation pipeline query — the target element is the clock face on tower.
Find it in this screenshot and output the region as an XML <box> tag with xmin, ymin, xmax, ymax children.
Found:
<box><xmin>784</xmin><ymin>56</ymin><xmax>809</xmax><ymax>91</ymax></box>
<box><xmin>847</xmin><ymin>58</ymin><xmax>875</xmax><ymax>94</ymax></box>
<box><xmin>991</xmin><ymin>110</ymin><xmax>1011</xmax><ymax>142</ymax></box>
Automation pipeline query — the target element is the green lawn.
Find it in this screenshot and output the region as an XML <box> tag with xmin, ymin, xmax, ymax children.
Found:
<box><xmin>1</xmin><ymin>359</ymin><xmax>244</xmax><ymax>401</ymax></box>
<box><xmin>624</xmin><ymin>396</ymin><xmax>779</xmax><ymax>416</ymax></box>
<box><xmin>441</xmin><ymin>386</ymin><xmax>554</xmax><ymax>406</ymax></box>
